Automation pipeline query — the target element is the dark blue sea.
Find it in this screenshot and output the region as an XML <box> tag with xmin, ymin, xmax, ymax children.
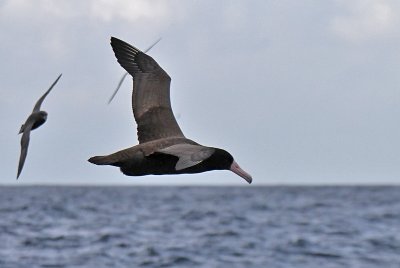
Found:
<box><xmin>1</xmin><ymin>186</ymin><xmax>399</xmax><ymax>268</ymax></box>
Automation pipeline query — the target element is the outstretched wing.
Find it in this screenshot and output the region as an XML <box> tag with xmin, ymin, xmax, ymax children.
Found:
<box><xmin>33</xmin><ymin>74</ymin><xmax>62</xmax><ymax>112</ymax></box>
<box><xmin>17</xmin><ymin>122</ymin><xmax>34</xmax><ymax>179</ymax></box>
<box><xmin>110</xmin><ymin>37</ymin><xmax>185</xmax><ymax>143</ymax></box>
<box><xmin>108</xmin><ymin>38</ymin><xmax>161</xmax><ymax>104</ymax></box>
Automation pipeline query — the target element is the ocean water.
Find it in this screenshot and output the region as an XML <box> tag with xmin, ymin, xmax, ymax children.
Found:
<box><xmin>0</xmin><ymin>186</ymin><xmax>399</xmax><ymax>268</ymax></box>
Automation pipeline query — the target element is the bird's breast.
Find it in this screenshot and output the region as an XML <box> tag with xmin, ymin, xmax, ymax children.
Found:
<box><xmin>29</xmin><ymin>113</ymin><xmax>47</xmax><ymax>131</ymax></box>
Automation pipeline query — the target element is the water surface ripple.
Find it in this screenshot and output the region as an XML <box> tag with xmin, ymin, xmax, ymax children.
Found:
<box><xmin>0</xmin><ymin>186</ymin><xmax>399</xmax><ymax>267</ymax></box>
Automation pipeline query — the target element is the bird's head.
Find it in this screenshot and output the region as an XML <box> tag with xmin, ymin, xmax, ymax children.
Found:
<box><xmin>39</xmin><ymin>111</ymin><xmax>48</xmax><ymax>120</ymax></box>
<box><xmin>212</xmin><ymin>148</ymin><xmax>253</xmax><ymax>184</ymax></box>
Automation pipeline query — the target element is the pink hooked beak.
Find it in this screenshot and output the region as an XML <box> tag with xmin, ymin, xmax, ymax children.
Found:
<box><xmin>230</xmin><ymin>161</ymin><xmax>252</xmax><ymax>184</ymax></box>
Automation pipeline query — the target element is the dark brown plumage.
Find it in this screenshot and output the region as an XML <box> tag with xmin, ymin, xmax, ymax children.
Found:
<box><xmin>89</xmin><ymin>37</ymin><xmax>252</xmax><ymax>183</ymax></box>
<box><xmin>108</xmin><ymin>38</ymin><xmax>162</xmax><ymax>104</ymax></box>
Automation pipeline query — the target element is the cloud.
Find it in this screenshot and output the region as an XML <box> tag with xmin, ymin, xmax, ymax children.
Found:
<box><xmin>0</xmin><ymin>0</ymin><xmax>187</xmax><ymax>61</ymax></box>
<box><xmin>1</xmin><ymin>0</ymin><xmax>81</xmax><ymax>19</ymax></box>
<box><xmin>1</xmin><ymin>0</ymin><xmax>184</xmax><ymax>23</ymax></box>
<box><xmin>330</xmin><ymin>0</ymin><xmax>397</xmax><ymax>42</ymax></box>
<box><xmin>221</xmin><ymin>1</ymin><xmax>248</xmax><ymax>32</ymax></box>
<box><xmin>90</xmin><ymin>0</ymin><xmax>171</xmax><ymax>22</ymax></box>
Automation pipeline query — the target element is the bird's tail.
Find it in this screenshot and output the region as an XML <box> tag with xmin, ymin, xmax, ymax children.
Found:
<box><xmin>88</xmin><ymin>155</ymin><xmax>114</xmax><ymax>165</ymax></box>
<box><xmin>88</xmin><ymin>147</ymin><xmax>138</xmax><ymax>166</ymax></box>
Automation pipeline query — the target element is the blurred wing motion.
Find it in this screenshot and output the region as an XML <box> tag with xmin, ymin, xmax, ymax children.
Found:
<box><xmin>110</xmin><ymin>37</ymin><xmax>184</xmax><ymax>143</ymax></box>
<box><xmin>33</xmin><ymin>74</ymin><xmax>62</xmax><ymax>112</ymax></box>
<box><xmin>108</xmin><ymin>37</ymin><xmax>162</xmax><ymax>104</ymax></box>
<box><xmin>108</xmin><ymin>73</ymin><xmax>128</xmax><ymax>104</ymax></box>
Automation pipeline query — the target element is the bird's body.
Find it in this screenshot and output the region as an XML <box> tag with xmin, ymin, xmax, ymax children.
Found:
<box><xmin>90</xmin><ymin>137</ymin><xmax>242</xmax><ymax>178</ymax></box>
<box><xmin>17</xmin><ymin>74</ymin><xmax>62</xmax><ymax>179</ymax></box>
<box><xmin>19</xmin><ymin>111</ymin><xmax>47</xmax><ymax>134</ymax></box>
<box><xmin>89</xmin><ymin>38</ymin><xmax>252</xmax><ymax>183</ymax></box>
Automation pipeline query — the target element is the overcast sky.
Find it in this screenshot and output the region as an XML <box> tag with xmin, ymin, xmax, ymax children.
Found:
<box><xmin>1</xmin><ymin>0</ymin><xmax>399</xmax><ymax>185</ymax></box>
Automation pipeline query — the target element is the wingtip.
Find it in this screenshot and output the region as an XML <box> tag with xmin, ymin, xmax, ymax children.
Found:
<box><xmin>50</xmin><ymin>73</ymin><xmax>62</xmax><ymax>87</ymax></box>
<box><xmin>110</xmin><ymin>36</ymin><xmax>122</xmax><ymax>45</ymax></box>
<box><xmin>110</xmin><ymin>36</ymin><xmax>118</xmax><ymax>47</ymax></box>
<box><xmin>55</xmin><ymin>73</ymin><xmax>62</xmax><ymax>81</ymax></box>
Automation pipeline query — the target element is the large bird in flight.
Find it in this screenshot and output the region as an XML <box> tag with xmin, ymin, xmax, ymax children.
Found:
<box><xmin>89</xmin><ymin>37</ymin><xmax>252</xmax><ymax>183</ymax></box>
<box><xmin>17</xmin><ymin>74</ymin><xmax>62</xmax><ymax>179</ymax></box>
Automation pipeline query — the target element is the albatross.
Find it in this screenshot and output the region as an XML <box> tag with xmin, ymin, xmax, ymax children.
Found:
<box><xmin>89</xmin><ymin>37</ymin><xmax>252</xmax><ymax>184</ymax></box>
<box><xmin>17</xmin><ymin>74</ymin><xmax>62</xmax><ymax>179</ymax></box>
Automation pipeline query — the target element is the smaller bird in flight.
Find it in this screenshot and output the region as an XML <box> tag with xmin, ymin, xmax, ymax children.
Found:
<box><xmin>17</xmin><ymin>74</ymin><xmax>62</xmax><ymax>179</ymax></box>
